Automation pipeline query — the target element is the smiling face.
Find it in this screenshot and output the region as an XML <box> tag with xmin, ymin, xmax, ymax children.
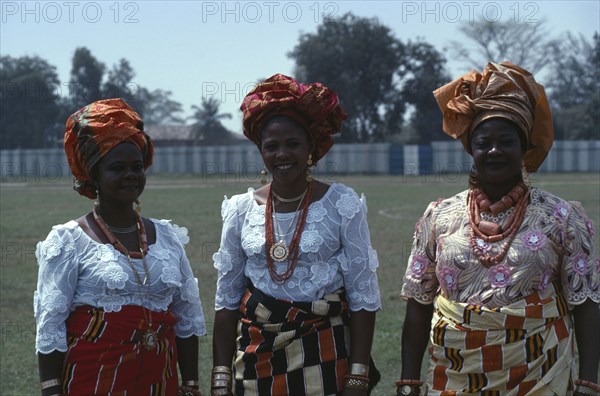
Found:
<box><xmin>94</xmin><ymin>142</ymin><xmax>146</xmax><ymax>208</ymax></box>
<box><xmin>260</xmin><ymin>116</ymin><xmax>312</xmax><ymax>189</ymax></box>
<box><xmin>470</xmin><ymin>118</ymin><xmax>525</xmax><ymax>190</ymax></box>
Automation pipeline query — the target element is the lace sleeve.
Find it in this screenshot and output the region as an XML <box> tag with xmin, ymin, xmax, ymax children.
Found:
<box><xmin>214</xmin><ymin>195</ymin><xmax>248</xmax><ymax>310</ymax></box>
<box><xmin>561</xmin><ymin>201</ymin><xmax>599</xmax><ymax>305</ymax></box>
<box><xmin>166</xmin><ymin>223</ymin><xmax>207</xmax><ymax>337</ymax></box>
<box><xmin>338</xmin><ymin>190</ymin><xmax>381</xmax><ymax>312</ymax></box>
<box><xmin>401</xmin><ymin>201</ymin><xmax>440</xmax><ymax>304</ymax></box>
<box><xmin>34</xmin><ymin>224</ymin><xmax>78</xmax><ymax>354</ymax></box>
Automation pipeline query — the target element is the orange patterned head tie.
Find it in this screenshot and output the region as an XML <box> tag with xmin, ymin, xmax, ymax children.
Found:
<box><xmin>433</xmin><ymin>61</ymin><xmax>553</xmax><ymax>172</ymax></box>
<box><xmin>241</xmin><ymin>74</ymin><xmax>347</xmax><ymax>162</ymax></box>
<box><xmin>64</xmin><ymin>98</ymin><xmax>154</xmax><ymax>199</ymax></box>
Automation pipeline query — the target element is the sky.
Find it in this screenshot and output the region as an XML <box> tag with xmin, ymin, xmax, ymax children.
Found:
<box><xmin>2</xmin><ymin>0</ymin><xmax>599</xmax><ymax>132</ymax></box>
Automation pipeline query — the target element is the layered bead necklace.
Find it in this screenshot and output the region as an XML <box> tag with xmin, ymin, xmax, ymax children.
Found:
<box><xmin>93</xmin><ymin>208</ymin><xmax>149</xmax><ymax>260</ymax></box>
<box><xmin>92</xmin><ymin>208</ymin><xmax>156</xmax><ymax>349</ymax></box>
<box><xmin>265</xmin><ymin>182</ymin><xmax>313</xmax><ymax>284</ymax></box>
<box><xmin>468</xmin><ymin>181</ymin><xmax>529</xmax><ymax>267</ymax></box>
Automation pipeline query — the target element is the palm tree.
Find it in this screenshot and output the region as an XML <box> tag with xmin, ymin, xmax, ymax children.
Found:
<box><xmin>189</xmin><ymin>97</ymin><xmax>234</xmax><ymax>145</ymax></box>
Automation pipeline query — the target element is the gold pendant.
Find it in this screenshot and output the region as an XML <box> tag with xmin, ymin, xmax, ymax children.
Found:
<box><xmin>270</xmin><ymin>241</ymin><xmax>289</xmax><ymax>262</ymax></box>
<box><xmin>142</xmin><ymin>328</ymin><xmax>157</xmax><ymax>350</ymax></box>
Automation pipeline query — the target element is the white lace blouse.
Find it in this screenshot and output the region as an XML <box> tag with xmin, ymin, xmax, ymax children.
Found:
<box><xmin>34</xmin><ymin>219</ymin><xmax>206</xmax><ymax>354</ymax></box>
<box><xmin>213</xmin><ymin>183</ymin><xmax>381</xmax><ymax>312</ymax></box>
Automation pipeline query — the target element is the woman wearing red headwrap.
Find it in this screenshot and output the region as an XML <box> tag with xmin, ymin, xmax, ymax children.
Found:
<box><xmin>211</xmin><ymin>74</ymin><xmax>381</xmax><ymax>395</ymax></box>
<box><xmin>396</xmin><ymin>62</ymin><xmax>599</xmax><ymax>396</ymax></box>
<box><xmin>35</xmin><ymin>99</ymin><xmax>206</xmax><ymax>396</ymax></box>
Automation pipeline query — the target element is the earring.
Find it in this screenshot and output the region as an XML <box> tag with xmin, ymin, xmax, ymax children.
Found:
<box><xmin>94</xmin><ymin>189</ymin><xmax>100</xmax><ymax>208</ymax></box>
<box><xmin>306</xmin><ymin>154</ymin><xmax>314</xmax><ymax>182</ymax></box>
<box><xmin>468</xmin><ymin>164</ymin><xmax>479</xmax><ymax>188</ymax></box>
<box><xmin>135</xmin><ymin>198</ymin><xmax>142</xmax><ymax>214</ymax></box>
<box><xmin>260</xmin><ymin>168</ymin><xmax>268</xmax><ymax>185</ymax></box>
<box><xmin>521</xmin><ymin>163</ymin><xmax>531</xmax><ymax>187</ymax></box>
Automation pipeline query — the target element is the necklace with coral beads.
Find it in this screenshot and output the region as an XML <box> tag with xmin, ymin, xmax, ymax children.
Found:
<box><xmin>270</xmin><ymin>192</ymin><xmax>305</xmax><ymax>262</ymax></box>
<box><xmin>93</xmin><ymin>208</ymin><xmax>149</xmax><ymax>258</ymax></box>
<box><xmin>92</xmin><ymin>208</ymin><xmax>156</xmax><ymax>349</ymax></box>
<box><xmin>265</xmin><ymin>182</ymin><xmax>313</xmax><ymax>284</ymax></box>
<box><xmin>93</xmin><ymin>208</ymin><xmax>150</xmax><ymax>284</ymax></box>
<box><xmin>468</xmin><ymin>182</ymin><xmax>529</xmax><ymax>267</ymax></box>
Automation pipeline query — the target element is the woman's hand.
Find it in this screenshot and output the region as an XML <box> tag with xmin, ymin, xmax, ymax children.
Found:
<box><xmin>38</xmin><ymin>351</ymin><xmax>65</xmax><ymax>396</ymax></box>
<box><xmin>345</xmin><ymin>310</ymin><xmax>376</xmax><ymax>396</ymax></box>
<box><xmin>401</xmin><ymin>299</ymin><xmax>433</xmax><ymax>379</ymax></box>
<box><xmin>176</xmin><ymin>335</ymin><xmax>199</xmax><ymax>391</ymax></box>
<box><xmin>573</xmin><ymin>300</ymin><xmax>599</xmax><ymax>390</ymax></box>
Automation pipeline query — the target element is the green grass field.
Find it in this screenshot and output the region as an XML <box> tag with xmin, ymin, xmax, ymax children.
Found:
<box><xmin>1</xmin><ymin>173</ymin><xmax>598</xmax><ymax>395</ymax></box>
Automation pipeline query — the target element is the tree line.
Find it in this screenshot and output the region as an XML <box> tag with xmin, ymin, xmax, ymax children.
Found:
<box><xmin>1</xmin><ymin>13</ymin><xmax>598</xmax><ymax>149</ymax></box>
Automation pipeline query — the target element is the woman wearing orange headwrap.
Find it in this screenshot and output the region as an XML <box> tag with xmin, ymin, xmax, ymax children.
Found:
<box><xmin>395</xmin><ymin>62</ymin><xmax>599</xmax><ymax>396</ymax></box>
<box><xmin>35</xmin><ymin>99</ymin><xmax>206</xmax><ymax>396</ymax></box>
<box><xmin>211</xmin><ymin>74</ymin><xmax>381</xmax><ymax>395</ymax></box>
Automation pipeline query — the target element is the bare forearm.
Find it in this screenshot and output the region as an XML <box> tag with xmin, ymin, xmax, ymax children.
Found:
<box><xmin>212</xmin><ymin>309</ymin><xmax>239</xmax><ymax>367</ymax></box>
<box><xmin>176</xmin><ymin>335</ymin><xmax>199</xmax><ymax>382</ymax></box>
<box><xmin>349</xmin><ymin>310</ymin><xmax>376</xmax><ymax>365</ymax></box>
<box><xmin>573</xmin><ymin>299</ymin><xmax>600</xmax><ymax>382</ymax></box>
<box><xmin>401</xmin><ymin>299</ymin><xmax>433</xmax><ymax>379</ymax></box>
<box><xmin>38</xmin><ymin>351</ymin><xmax>65</xmax><ymax>396</ymax></box>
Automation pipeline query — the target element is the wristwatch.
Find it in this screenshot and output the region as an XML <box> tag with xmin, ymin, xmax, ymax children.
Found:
<box><xmin>398</xmin><ymin>384</ymin><xmax>419</xmax><ymax>396</ymax></box>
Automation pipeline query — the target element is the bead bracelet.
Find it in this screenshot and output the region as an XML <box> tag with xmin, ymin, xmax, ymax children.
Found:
<box><xmin>344</xmin><ymin>375</ymin><xmax>369</xmax><ymax>391</ymax></box>
<box><xmin>575</xmin><ymin>379</ymin><xmax>600</xmax><ymax>395</ymax></box>
<box><xmin>395</xmin><ymin>379</ymin><xmax>423</xmax><ymax>386</ymax></box>
<box><xmin>576</xmin><ymin>380</ymin><xmax>600</xmax><ymax>392</ymax></box>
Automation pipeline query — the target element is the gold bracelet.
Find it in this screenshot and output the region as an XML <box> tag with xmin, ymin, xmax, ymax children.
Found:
<box><xmin>350</xmin><ymin>363</ymin><xmax>369</xmax><ymax>376</ymax></box>
<box><xmin>40</xmin><ymin>378</ymin><xmax>61</xmax><ymax>390</ymax></box>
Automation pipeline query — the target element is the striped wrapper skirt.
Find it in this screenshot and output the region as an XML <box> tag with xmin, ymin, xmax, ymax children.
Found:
<box><xmin>427</xmin><ymin>284</ymin><xmax>576</xmax><ymax>395</ymax></box>
<box><xmin>61</xmin><ymin>305</ymin><xmax>179</xmax><ymax>395</ymax></box>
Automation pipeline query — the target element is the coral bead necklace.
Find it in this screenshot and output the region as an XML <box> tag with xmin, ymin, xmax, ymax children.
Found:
<box><xmin>468</xmin><ymin>181</ymin><xmax>529</xmax><ymax>267</ymax></box>
<box><xmin>265</xmin><ymin>181</ymin><xmax>313</xmax><ymax>284</ymax></box>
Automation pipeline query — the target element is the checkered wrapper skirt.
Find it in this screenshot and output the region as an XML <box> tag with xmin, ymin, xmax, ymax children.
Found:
<box><xmin>233</xmin><ymin>286</ymin><xmax>379</xmax><ymax>396</ymax></box>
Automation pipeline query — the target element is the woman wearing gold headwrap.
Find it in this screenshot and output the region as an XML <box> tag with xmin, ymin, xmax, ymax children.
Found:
<box><xmin>396</xmin><ymin>62</ymin><xmax>599</xmax><ymax>396</ymax></box>
<box><xmin>34</xmin><ymin>99</ymin><xmax>206</xmax><ymax>396</ymax></box>
<box><xmin>211</xmin><ymin>74</ymin><xmax>381</xmax><ymax>396</ymax></box>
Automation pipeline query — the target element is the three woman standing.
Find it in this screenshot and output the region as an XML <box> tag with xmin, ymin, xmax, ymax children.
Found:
<box><xmin>34</xmin><ymin>64</ymin><xmax>598</xmax><ymax>396</ymax></box>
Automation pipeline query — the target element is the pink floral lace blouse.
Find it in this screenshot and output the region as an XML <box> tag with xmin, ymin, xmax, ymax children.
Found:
<box><xmin>402</xmin><ymin>188</ymin><xmax>599</xmax><ymax>308</ymax></box>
